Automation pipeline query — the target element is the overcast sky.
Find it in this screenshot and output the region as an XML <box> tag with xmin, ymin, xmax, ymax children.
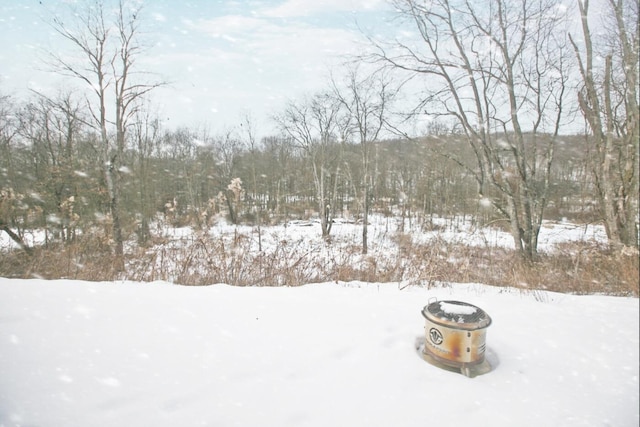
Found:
<box><xmin>0</xmin><ymin>0</ymin><xmax>397</xmax><ymax>135</ymax></box>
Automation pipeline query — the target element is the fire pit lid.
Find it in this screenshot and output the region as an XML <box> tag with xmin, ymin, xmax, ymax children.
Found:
<box><xmin>422</xmin><ymin>300</ymin><xmax>491</xmax><ymax>330</ymax></box>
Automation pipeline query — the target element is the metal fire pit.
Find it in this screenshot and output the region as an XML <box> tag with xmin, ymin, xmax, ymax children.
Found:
<box><xmin>420</xmin><ymin>299</ymin><xmax>492</xmax><ymax>377</ymax></box>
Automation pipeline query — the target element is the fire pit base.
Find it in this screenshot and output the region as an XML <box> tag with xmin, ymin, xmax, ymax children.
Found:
<box><xmin>414</xmin><ymin>337</ymin><xmax>492</xmax><ymax>378</ymax></box>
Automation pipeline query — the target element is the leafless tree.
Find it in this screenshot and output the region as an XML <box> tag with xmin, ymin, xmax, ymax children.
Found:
<box><xmin>262</xmin><ymin>135</ymin><xmax>295</xmax><ymax>216</ymax></box>
<box><xmin>17</xmin><ymin>90</ymin><xmax>84</xmax><ymax>243</ymax></box>
<box><xmin>0</xmin><ymin>93</ymin><xmax>32</xmax><ymax>253</ymax></box>
<box><xmin>274</xmin><ymin>92</ymin><xmax>344</xmax><ymax>239</ymax></box>
<box><xmin>47</xmin><ymin>0</ymin><xmax>163</xmax><ymax>267</ymax></box>
<box><xmin>569</xmin><ymin>0</ymin><xmax>639</xmax><ymax>249</ymax></box>
<box><xmin>240</xmin><ymin>110</ymin><xmax>264</xmax><ymax>249</ymax></box>
<box><xmin>131</xmin><ymin>107</ymin><xmax>161</xmax><ymax>244</ymax></box>
<box><xmin>332</xmin><ymin>67</ymin><xmax>397</xmax><ymax>254</ymax></box>
<box><xmin>371</xmin><ymin>0</ymin><xmax>570</xmax><ymax>259</ymax></box>
<box><xmin>0</xmin><ymin>93</ymin><xmax>17</xmax><ymax>190</ymax></box>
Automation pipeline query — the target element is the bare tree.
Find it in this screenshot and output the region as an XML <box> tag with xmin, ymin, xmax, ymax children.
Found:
<box><xmin>0</xmin><ymin>93</ymin><xmax>17</xmax><ymax>190</ymax></box>
<box><xmin>262</xmin><ymin>135</ymin><xmax>295</xmax><ymax>217</ymax></box>
<box><xmin>372</xmin><ymin>0</ymin><xmax>570</xmax><ymax>259</ymax></box>
<box><xmin>18</xmin><ymin>90</ymin><xmax>84</xmax><ymax>243</ymax></box>
<box><xmin>0</xmin><ymin>94</ymin><xmax>32</xmax><ymax>254</ymax></box>
<box><xmin>274</xmin><ymin>92</ymin><xmax>343</xmax><ymax>239</ymax></box>
<box><xmin>240</xmin><ymin>110</ymin><xmax>264</xmax><ymax>249</ymax></box>
<box><xmin>332</xmin><ymin>67</ymin><xmax>397</xmax><ymax>254</ymax></box>
<box><xmin>569</xmin><ymin>0</ymin><xmax>639</xmax><ymax>249</ymax></box>
<box><xmin>48</xmin><ymin>0</ymin><xmax>163</xmax><ymax>267</ymax></box>
<box><xmin>131</xmin><ymin>107</ymin><xmax>161</xmax><ymax>245</ymax></box>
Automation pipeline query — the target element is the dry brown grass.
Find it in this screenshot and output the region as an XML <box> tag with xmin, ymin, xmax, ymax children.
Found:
<box><xmin>0</xmin><ymin>236</ymin><xmax>121</xmax><ymax>281</ymax></box>
<box><xmin>1</xmin><ymin>230</ymin><xmax>638</xmax><ymax>297</ymax></box>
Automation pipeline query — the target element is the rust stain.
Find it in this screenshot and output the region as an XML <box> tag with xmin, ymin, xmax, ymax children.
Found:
<box><xmin>423</xmin><ymin>313</ymin><xmax>490</xmax><ymax>367</ymax></box>
<box><xmin>447</xmin><ymin>331</ymin><xmax>462</xmax><ymax>360</ymax></box>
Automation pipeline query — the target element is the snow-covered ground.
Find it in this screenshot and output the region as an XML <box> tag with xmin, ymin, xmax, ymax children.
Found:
<box><xmin>0</xmin><ymin>215</ymin><xmax>609</xmax><ymax>255</ymax></box>
<box><xmin>163</xmin><ymin>216</ymin><xmax>610</xmax><ymax>253</ymax></box>
<box><xmin>0</xmin><ymin>278</ymin><xmax>638</xmax><ymax>427</ymax></box>
<box><xmin>1</xmin><ymin>217</ymin><xmax>637</xmax><ymax>426</ymax></box>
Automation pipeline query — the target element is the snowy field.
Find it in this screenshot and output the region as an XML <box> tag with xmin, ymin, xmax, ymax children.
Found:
<box><xmin>0</xmin><ymin>215</ymin><xmax>610</xmax><ymax>256</ymax></box>
<box><xmin>0</xmin><ymin>278</ymin><xmax>638</xmax><ymax>427</ymax></box>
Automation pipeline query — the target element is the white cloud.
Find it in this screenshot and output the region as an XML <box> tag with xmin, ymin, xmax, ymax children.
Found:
<box><xmin>187</xmin><ymin>15</ymin><xmax>366</xmax><ymax>62</ymax></box>
<box><xmin>152</xmin><ymin>12</ymin><xmax>167</xmax><ymax>22</ymax></box>
<box><xmin>259</xmin><ymin>0</ymin><xmax>386</xmax><ymax>18</ymax></box>
<box><xmin>189</xmin><ymin>15</ymin><xmax>267</xmax><ymax>37</ymax></box>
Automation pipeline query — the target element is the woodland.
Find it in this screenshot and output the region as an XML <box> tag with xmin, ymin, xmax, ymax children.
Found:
<box><xmin>0</xmin><ymin>0</ymin><xmax>638</xmax><ymax>294</ymax></box>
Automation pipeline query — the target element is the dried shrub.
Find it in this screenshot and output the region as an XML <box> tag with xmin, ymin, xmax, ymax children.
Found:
<box><xmin>0</xmin><ymin>235</ymin><xmax>121</xmax><ymax>281</ymax></box>
<box><xmin>2</xmin><ymin>223</ymin><xmax>637</xmax><ymax>297</ymax></box>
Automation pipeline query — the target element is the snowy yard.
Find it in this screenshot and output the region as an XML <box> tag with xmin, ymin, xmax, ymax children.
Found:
<box><xmin>1</xmin><ymin>0</ymin><xmax>637</xmax><ymax>423</ymax></box>
<box><xmin>0</xmin><ymin>278</ymin><xmax>638</xmax><ymax>427</ymax></box>
<box><xmin>0</xmin><ymin>218</ymin><xmax>637</xmax><ymax>426</ymax></box>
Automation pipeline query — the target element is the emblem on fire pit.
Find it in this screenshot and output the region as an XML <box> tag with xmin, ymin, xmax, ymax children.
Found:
<box><xmin>429</xmin><ymin>327</ymin><xmax>443</xmax><ymax>345</ymax></box>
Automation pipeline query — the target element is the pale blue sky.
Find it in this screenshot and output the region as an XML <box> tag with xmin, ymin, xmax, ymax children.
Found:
<box><xmin>0</xmin><ymin>0</ymin><xmax>398</xmax><ymax>135</ymax></box>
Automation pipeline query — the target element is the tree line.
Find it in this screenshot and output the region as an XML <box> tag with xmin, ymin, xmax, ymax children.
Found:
<box><xmin>0</xmin><ymin>0</ymin><xmax>638</xmax><ymax>264</ymax></box>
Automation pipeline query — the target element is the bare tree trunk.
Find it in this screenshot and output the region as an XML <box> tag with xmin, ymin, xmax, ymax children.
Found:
<box><xmin>0</xmin><ymin>225</ymin><xmax>33</xmax><ymax>256</ymax></box>
<box><xmin>570</xmin><ymin>0</ymin><xmax>639</xmax><ymax>249</ymax></box>
<box><xmin>362</xmin><ymin>175</ymin><xmax>369</xmax><ymax>254</ymax></box>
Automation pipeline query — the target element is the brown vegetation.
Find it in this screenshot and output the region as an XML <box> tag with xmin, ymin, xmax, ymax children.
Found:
<box><xmin>1</xmin><ymin>224</ymin><xmax>637</xmax><ymax>297</ymax></box>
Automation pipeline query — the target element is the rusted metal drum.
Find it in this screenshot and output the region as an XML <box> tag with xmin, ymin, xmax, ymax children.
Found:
<box><xmin>421</xmin><ymin>300</ymin><xmax>492</xmax><ymax>376</ymax></box>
